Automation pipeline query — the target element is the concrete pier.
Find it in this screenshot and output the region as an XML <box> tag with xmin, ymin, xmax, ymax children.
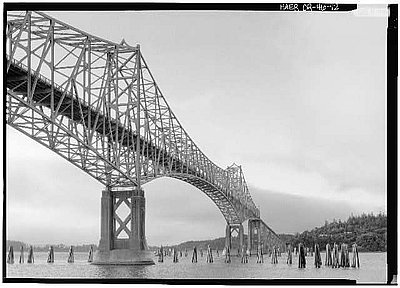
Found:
<box><xmin>247</xmin><ymin>219</ymin><xmax>261</xmax><ymax>255</ymax></box>
<box><xmin>93</xmin><ymin>188</ymin><xmax>154</xmax><ymax>265</ymax></box>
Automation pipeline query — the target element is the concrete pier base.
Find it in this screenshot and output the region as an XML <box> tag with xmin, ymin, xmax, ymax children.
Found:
<box><xmin>92</xmin><ymin>188</ymin><xmax>155</xmax><ymax>265</ymax></box>
<box><xmin>248</xmin><ymin>219</ymin><xmax>262</xmax><ymax>255</ymax></box>
<box><xmin>93</xmin><ymin>249</ymin><xmax>154</xmax><ymax>265</ymax></box>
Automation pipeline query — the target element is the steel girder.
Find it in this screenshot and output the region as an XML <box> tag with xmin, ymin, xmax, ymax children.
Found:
<box><xmin>6</xmin><ymin>11</ymin><xmax>261</xmax><ymax>224</ymax></box>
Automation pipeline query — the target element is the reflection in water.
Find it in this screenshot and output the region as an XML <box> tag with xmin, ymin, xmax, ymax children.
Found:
<box><xmin>93</xmin><ymin>264</ymin><xmax>149</xmax><ymax>278</ymax></box>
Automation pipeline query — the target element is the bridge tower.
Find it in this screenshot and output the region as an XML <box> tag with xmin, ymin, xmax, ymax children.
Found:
<box><xmin>225</xmin><ymin>223</ymin><xmax>244</xmax><ymax>253</ymax></box>
<box><xmin>93</xmin><ymin>188</ymin><xmax>154</xmax><ymax>265</ymax></box>
<box><xmin>247</xmin><ymin>219</ymin><xmax>262</xmax><ymax>255</ymax></box>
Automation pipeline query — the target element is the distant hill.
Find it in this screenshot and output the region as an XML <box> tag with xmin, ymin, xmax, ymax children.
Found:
<box><xmin>150</xmin><ymin>235</ymin><xmax>250</xmax><ymax>252</ymax></box>
<box><xmin>286</xmin><ymin>212</ymin><xmax>387</xmax><ymax>252</ymax></box>
<box><xmin>6</xmin><ymin>240</ymin><xmax>97</xmax><ymax>252</ymax></box>
<box><xmin>7</xmin><ymin>213</ymin><xmax>386</xmax><ymax>253</ymax></box>
<box><xmin>5</xmin><ymin>240</ymin><xmax>28</xmax><ymax>251</ymax></box>
<box><xmin>151</xmin><ymin>213</ymin><xmax>386</xmax><ymax>253</ymax></box>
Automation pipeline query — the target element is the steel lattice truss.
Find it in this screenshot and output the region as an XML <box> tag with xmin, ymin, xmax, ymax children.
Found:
<box><xmin>5</xmin><ymin>11</ymin><xmax>266</xmax><ymax>225</ymax></box>
<box><xmin>259</xmin><ymin>220</ymin><xmax>284</xmax><ymax>251</ymax></box>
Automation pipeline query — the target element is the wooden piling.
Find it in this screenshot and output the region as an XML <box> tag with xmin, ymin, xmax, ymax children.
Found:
<box><xmin>314</xmin><ymin>244</ymin><xmax>322</xmax><ymax>268</ymax></box>
<box><xmin>47</xmin><ymin>246</ymin><xmax>54</xmax><ymax>263</ymax></box>
<box><xmin>332</xmin><ymin>243</ymin><xmax>339</xmax><ymax>268</ymax></box>
<box><xmin>325</xmin><ymin>243</ymin><xmax>332</xmax><ymax>266</ymax></box>
<box><xmin>206</xmin><ymin>245</ymin><xmax>213</xmax><ymax>263</ymax></box>
<box><xmin>298</xmin><ymin>243</ymin><xmax>306</xmax><ymax>268</ymax></box>
<box><xmin>191</xmin><ymin>246</ymin><xmax>198</xmax><ymax>263</ymax></box>
<box><xmin>240</xmin><ymin>246</ymin><xmax>248</xmax><ymax>263</ymax></box>
<box><xmin>345</xmin><ymin>246</ymin><xmax>350</xmax><ymax>267</ymax></box>
<box><xmin>224</xmin><ymin>246</ymin><xmax>231</xmax><ymax>263</ymax></box>
<box><xmin>158</xmin><ymin>246</ymin><xmax>164</xmax><ymax>263</ymax></box>
<box><xmin>67</xmin><ymin>246</ymin><xmax>74</xmax><ymax>263</ymax></box>
<box><xmin>173</xmin><ymin>248</ymin><xmax>178</xmax><ymax>263</ymax></box>
<box><xmin>271</xmin><ymin>246</ymin><xmax>278</xmax><ymax>264</ymax></box>
<box><xmin>88</xmin><ymin>245</ymin><xmax>93</xmax><ymax>263</ymax></box>
<box><xmin>257</xmin><ymin>244</ymin><xmax>264</xmax><ymax>263</ymax></box>
<box><xmin>216</xmin><ymin>249</ymin><xmax>219</xmax><ymax>257</ymax></box>
<box><xmin>340</xmin><ymin>244</ymin><xmax>350</xmax><ymax>267</ymax></box>
<box><xmin>200</xmin><ymin>248</ymin><xmax>203</xmax><ymax>257</ymax></box>
<box><xmin>351</xmin><ymin>243</ymin><xmax>360</xmax><ymax>268</ymax></box>
<box><xmin>27</xmin><ymin>245</ymin><xmax>34</xmax><ymax>264</ymax></box>
<box><xmin>287</xmin><ymin>244</ymin><xmax>293</xmax><ymax>265</ymax></box>
<box><xmin>294</xmin><ymin>246</ymin><xmax>297</xmax><ymax>256</ymax></box>
<box><xmin>339</xmin><ymin>244</ymin><xmax>345</xmax><ymax>267</ymax></box>
<box><xmin>179</xmin><ymin>250</ymin><xmax>182</xmax><ymax>257</ymax></box>
<box><xmin>185</xmin><ymin>248</ymin><xmax>188</xmax><ymax>257</ymax></box>
<box><xmin>7</xmin><ymin>246</ymin><xmax>14</xmax><ymax>264</ymax></box>
<box><xmin>19</xmin><ymin>245</ymin><xmax>24</xmax><ymax>264</ymax></box>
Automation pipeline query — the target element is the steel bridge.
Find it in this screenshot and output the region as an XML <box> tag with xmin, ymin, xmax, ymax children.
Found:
<box><xmin>6</xmin><ymin>11</ymin><xmax>282</xmax><ymax>264</ymax></box>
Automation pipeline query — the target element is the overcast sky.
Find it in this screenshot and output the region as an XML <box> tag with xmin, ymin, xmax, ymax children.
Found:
<box><xmin>6</xmin><ymin>9</ymin><xmax>387</xmax><ymax>246</ymax></box>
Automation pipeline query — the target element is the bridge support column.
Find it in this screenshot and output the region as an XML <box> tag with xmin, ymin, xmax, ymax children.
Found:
<box><xmin>225</xmin><ymin>223</ymin><xmax>244</xmax><ymax>253</ymax></box>
<box><xmin>248</xmin><ymin>219</ymin><xmax>262</xmax><ymax>255</ymax></box>
<box><xmin>98</xmin><ymin>189</ymin><xmax>112</xmax><ymax>251</ymax></box>
<box><xmin>225</xmin><ymin>225</ymin><xmax>231</xmax><ymax>249</ymax></box>
<box><xmin>93</xmin><ymin>188</ymin><xmax>154</xmax><ymax>265</ymax></box>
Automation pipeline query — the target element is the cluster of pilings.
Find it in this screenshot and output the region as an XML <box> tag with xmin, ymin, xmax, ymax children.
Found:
<box><xmin>324</xmin><ymin>243</ymin><xmax>360</xmax><ymax>268</ymax></box>
<box><xmin>153</xmin><ymin>242</ymin><xmax>358</xmax><ymax>268</ymax></box>
<box><xmin>155</xmin><ymin>243</ymin><xmax>293</xmax><ymax>265</ymax></box>
<box><xmin>6</xmin><ymin>245</ymin><xmax>95</xmax><ymax>264</ymax></box>
<box><xmin>7</xmin><ymin>241</ymin><xmax>361</xmax><ymax>268</ymax></box>
<box><xmin>285</xmin><ymin>242</ymin><xmax>360</xmax><ymax>269</ymax></box>
<box><xmin>7</xmin><ymin>245</ymin><xmax>34</xmax><ymax>264</ymax></box>
<box><xmin>155</xmin><ymin>245</ymin><xmax>219</xmax><ymax>263</ymax></box>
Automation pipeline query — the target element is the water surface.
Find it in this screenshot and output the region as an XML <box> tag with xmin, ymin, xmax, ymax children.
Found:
<box><xmin>6</xmin><ymin>251</ymin><xmax>387</xmax><ymax>283</ymax></box>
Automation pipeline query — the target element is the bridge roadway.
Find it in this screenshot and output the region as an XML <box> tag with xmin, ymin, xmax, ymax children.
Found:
<box><xmin>7</xmin><ymin>59</ymin><xmax>256</xmax><ymax>225</ymax></box>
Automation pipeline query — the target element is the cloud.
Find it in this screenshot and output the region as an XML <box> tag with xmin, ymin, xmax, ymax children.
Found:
<box><xmin>5</xmin><ymin>11</ymin><xmax>386</xmax><ymax>246</ymax></box>
<box><xmin>248</xmin><ymin>186</ymin><xmax>384</xmax><ymax>235</ymax></box>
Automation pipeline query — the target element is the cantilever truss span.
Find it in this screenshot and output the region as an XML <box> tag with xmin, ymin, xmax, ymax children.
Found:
<box><xmin>5</xmin><ymin>11</ymin><xmax>279</xmax><ymax>244</ymax></box>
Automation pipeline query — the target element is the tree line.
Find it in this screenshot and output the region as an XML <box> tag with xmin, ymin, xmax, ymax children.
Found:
<box><xmin>279</xmin><ymin>212</ymin><xmax>387</xmax><ymax>252</ymax></box>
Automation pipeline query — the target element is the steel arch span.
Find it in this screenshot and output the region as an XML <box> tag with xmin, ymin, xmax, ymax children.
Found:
<box><xmin>6</xmin><ymin>11</ymin><xmax>281</xmax><ymax>245</ymax></box>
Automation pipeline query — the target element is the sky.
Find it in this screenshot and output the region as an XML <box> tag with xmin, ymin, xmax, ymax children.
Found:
<box><xmin>5</xmin><ymin>8</ymin><xmax>387</xmax><ymax>246</ymax></box>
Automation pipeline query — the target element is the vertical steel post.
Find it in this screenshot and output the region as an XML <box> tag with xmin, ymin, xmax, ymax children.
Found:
<box><xmin>7</xmin><ymin>23</ymin><xmax>12</xmax><ymax>60</ymax></box>
<box><xmin>7</xmin><ymin>23</ymin><xmax>12</xmax><ymax>124</ymax></box>
<box><xmin>135</xmin><ymin>45</ymin><xmax>141</xmax><ymax>190</ymax></box>
<box><xmin>27</xmin><ymin>12</ymin><xmax>31</xmax><ymax>103</ymax></box>
<box><xmin>87</xmin><ymin>38</ymin><xmax>92</xmax><ymax>140</ymax></box>
<box><xmin>50</xmin><ymin>19</ymin><xmax>55</xmax><ymax>148</ymax></box>
<box><xmin>106</xmin><ymin>51</ymin><xmax>112</xmax><ymax>188</ymax></box>
<box><xmin>114</xmin><ymin>46</ymin><xmax>119</xmax><ymax>165</ymax></box>
<box><xmin>27</xmin><ymin>12</ymin><xmax>33</xmax><ymax>136</ymax></box>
